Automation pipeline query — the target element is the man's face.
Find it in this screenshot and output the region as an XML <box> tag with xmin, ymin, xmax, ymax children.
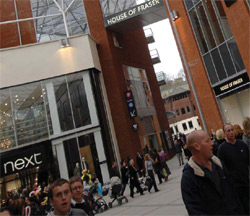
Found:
<box><xmin>50</xmin><ymin>183</ymin><xmax>72</xmax><ymax>215</ymax></box>
<box><xmin>199</xmin><ymin>132</ymin><xmax>214</xmax><ymax>159</ymax></box>
<box><xmin>71</xmin><ymin>181</ymin><xmax>83</xmax><ymax>203</ymax></box>
<box><xmin>224</xmin><ymin>124</ymin><xmax>235</xmax><ymax>142</ymax></box>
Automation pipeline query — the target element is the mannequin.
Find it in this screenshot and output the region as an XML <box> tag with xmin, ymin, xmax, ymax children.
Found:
<box><xmin>81</xmin><ymin>157</ymin><xmax>89</xmax><ymax>172</ymax></box>
<box><xmin>74</xmin><ymin>162</ymin><xmax>81</xmax><ymax>177</ymax></box>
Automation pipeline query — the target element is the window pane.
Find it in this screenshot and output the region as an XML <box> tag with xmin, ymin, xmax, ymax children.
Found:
<box><xmin>204</xmin><ymin>0</ymin><xmax>224</xmax><ymax>45</ymax></box>
<box><xmin>196</xmin><ymin>2</ymin><xmax>216</xmax><ymax>50</ymax></box>
<box><xmin>184</xmin><ymin>0</ymin><xmax>194</xmax><ymax>10</ymax></box>
<box><xmin>227</xmin><ymin>38</ymin><xmax>245</xmax><ymax>72</ymax></box>
<box><xmin>214</xmin><ymin>0</ymin><xmax>233</xmax><ymax>40</ymax></box>
<box><xmin>181</xmin><ymin>108</ymin><xmax>186</xmax><ymax>114</ymax></box>
<box><xmin>67</xmin><ymin>73</ymin><xmax>91</xmax><ymax>128</ymax></box>
<box><xmin>189</xmin><ymin>8</ymin><xmax>208</xmax><ymax>54</ymax></box>
<box><xmin>203</xmin><ymin>53</ymin><xmax>219</xmax><ymax>84</ymax></box>
<box><xmin>53</xmin><ymin>76</ymin><xmax>74</xmax><ymax>131</ymax></box>
<box><xmin>182</xmin><ymin>123</ymin><xmax>188</xmax><ymax>131</ymax></box>
<box><xmin>211</xmin><ymin>48</ymin><xmax>227</xmax><ymax>80</ymax></box>
<box><xmin>219</xmin><ymin>43</ymin><xmax>236</xmax><ymax>76</ymax></box>
<box><xmin>188</xmin><ymin>121</ymin><xmax>194</xmax><ymax>128</ymax></box>
<box><xmin>187</xmin><ymin>106</ymin><xmax>190</xmax><ymax>112</ymax></box>
<box><xmin>0</xmin><ymin>89</ymin><xmax>16</xmax><ymax>150</ymax></box>
<box><xmin>11</xmin><ymin>82</ymin><xmax>49</xmax><ymax>145</ymax></box>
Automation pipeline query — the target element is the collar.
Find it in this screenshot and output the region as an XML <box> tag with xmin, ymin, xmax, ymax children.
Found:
<box><xmin>188</xmin><ymin>156</ymin><xmax>223</xmax><ymax>177</ymax></box>
<box><xmin>71</xmin><ymin>198</ymin><xmax>85</xmax><ymax>206</ymax></box>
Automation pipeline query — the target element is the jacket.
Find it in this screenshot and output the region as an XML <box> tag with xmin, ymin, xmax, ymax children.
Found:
<box><xmin>181</xmin><ymin>156</ymin><xmax>244</xmax><ymax>215</ymax></box>
<box><xmin>47</xmin><ymin>208</ymin><xmax>88</xmax><ymax>216</ymax></box>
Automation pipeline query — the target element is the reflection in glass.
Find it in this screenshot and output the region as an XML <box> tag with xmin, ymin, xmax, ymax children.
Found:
<box><xmin>189</xmin><ymin>8</ymin><xmax>208</xmax><ymax>54</ymax></box>
<box><xmin>219</xmin><ymin>43</ymin><xmax>236</xmax><ymax>76</ymax></box>
<box><xmin>0</xmin><ymin>89</ymin><xmax>16</xmax><ymax>150</ymax></box>
<box><xmin>196</xmin><ymin>2</ymin><xmax>216</xmax><ymax>50</ymax></box>
<box><xmin>53</xmin><ymin>77</ymin><xmax>74</xmax><ymax>132</ymax></box>
<box><xmin>11</xmin><ymin>82</ymin><xmax>49</xmax><ymax>145</ymax></box>
<box><xmin>214</xmin><ymin>0</ymin><xmax>233</xmax><ymax>40</ymax></box>
<box><xmin>211</xmin><ymin>48</ymin><xmax>227</xmax><ymax>80</ymax></box>
<box><xmin>203</xmin><ymin>53</ymin><xmax>218</xmax><ymax>84</ymax></box>
<box><xmin>228</xmin><ymin>38</ymin><xmax>245</xmax><ymax>72</ymax></box>
<box><xmin>67</xmin><ymin>73</ymin><xmax>91</xmax><ymax>128</ymax></box>
<box><xmin>204</xmin><ymin>0</ymin><xmax>224</xmax><ymax>45</ymax></box>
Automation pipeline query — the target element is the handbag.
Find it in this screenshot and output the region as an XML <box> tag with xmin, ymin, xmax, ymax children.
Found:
<box><xmin>161</xmin><ymin>168</ymin><xmax>168</xmax><ymax>177</ymax></box>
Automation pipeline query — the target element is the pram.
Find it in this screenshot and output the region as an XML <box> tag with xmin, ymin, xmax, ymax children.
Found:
<box><xmin>108</xmin><ymin>177</ymin><xmax>128</xmax><ymax>208</ymax></box>
<box><xmin>138</xmin><ymin>177</ymin><xmax>148</xmax><ymax>191</ymax></box>
<box><xmin>83</xmin><ymin>183</ymin><xmax>109</xmax><ymax>213</ymax></box>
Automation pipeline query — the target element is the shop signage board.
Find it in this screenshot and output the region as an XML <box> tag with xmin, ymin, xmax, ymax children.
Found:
<box><xmin>0</xmin><ymin>146</ymin><xmax>47</xmax><ymax>177</ymax></box>
<box><xmin>213</xmin><ymin>73</ymin><xmax>249</xmax><ymax>96</ymax></box>
<box><xmin>104</xmin><ymin>0</ymin><xmax>163</xmax><ymax>27</ymax></box>
<box><xmin>125</xmin><ymin>90</ymin><xmax>137</xmax><ymax>118</ymax></box>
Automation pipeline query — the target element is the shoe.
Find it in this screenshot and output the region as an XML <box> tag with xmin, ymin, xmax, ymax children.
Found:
<box><xmin>148</xmin><ymin>189</ymin><xmax>151</xmax><ymax>193</ymax></box>
<box><xmin>140</xmin><ymin>192</ymin><xmax>144</xmax><ymax>195</ymax></box>
<box><xmin>130</xmin><ymin>195</ymin><xmax>134</xmax><ymax>198</ymax></box>
<box><xmin>155</xmin><ymin>189</ymin><xmax>160</xmax><ymax>192</ymax></box>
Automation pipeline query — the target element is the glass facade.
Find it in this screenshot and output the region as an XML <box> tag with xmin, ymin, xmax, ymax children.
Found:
<box><xmin>0</xmin><ymin>71</ymin><xmax>93</xmax><ymax>151</ymax></box>
<box><xmin>0</xmin><ymin>0</ymin><xmax>89</xmax><ymax>46</ymax></box>
<box><xmin>184</xmin><ymin>0</ymin><xmax>245</xmax><ymax>86</ymax></box>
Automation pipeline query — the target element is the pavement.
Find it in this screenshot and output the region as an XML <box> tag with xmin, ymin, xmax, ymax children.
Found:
<box><xmin>100</xmin><ymin>155</ymin><xmax>188</xmax><ymax>216</ymax></box>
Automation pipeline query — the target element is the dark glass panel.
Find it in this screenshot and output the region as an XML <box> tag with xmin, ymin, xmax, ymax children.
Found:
<box><xmin>211</xmin><ymin>48</ymin><xmax>227</xmax><ymax>80</ymax></box>
<box><xmin>219</xmin><ymin>43</ymin><xmax>236</xmax><ymax>76</ymax></box>
<box><xmin>203</xmin><ymin>53</ymin><xmax>219</xmax><ymax>84</ymax></box>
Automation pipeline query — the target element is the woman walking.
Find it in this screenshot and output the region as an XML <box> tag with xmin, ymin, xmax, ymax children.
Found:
<box><xmin>144</xmin><ymin>154</ymin><xmax>159</xmax><ymax>193</ymax></box>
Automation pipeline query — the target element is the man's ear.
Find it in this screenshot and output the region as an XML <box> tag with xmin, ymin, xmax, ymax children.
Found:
<box><xmin>193</xmin><ymin>142</ymin><xmax>200</xmax><ymax>151</ymax></box>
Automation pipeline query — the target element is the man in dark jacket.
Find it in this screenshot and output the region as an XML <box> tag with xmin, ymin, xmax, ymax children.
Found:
<box><xmin>181</xmin><ymin>130</ymin><xmax>244</xmax><ymax>215</ymax></box>
<box><xmin>218</xmin><ymin>124</ymin><xmax>249</xmax><ymax>215</ymax></box>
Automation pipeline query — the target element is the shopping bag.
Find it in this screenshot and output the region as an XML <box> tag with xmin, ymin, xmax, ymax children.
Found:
<box><xmin>161</xmin><ymin>168</ymin><xmax>168</xmax><ymax>177</ymax></box>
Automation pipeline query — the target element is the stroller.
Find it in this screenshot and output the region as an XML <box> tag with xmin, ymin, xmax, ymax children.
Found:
<box><xmin>108</xmin><ymin>177</ymin><xmax>128</xmax><ymax>208</ymax></box>
<box><xmin>83</xmin><ymin>183</ymin><xmax>109</xmax><ymax>213</ymax></box>
<box><xmin>138</xmin><ymin>177</ymin><xmax>148</xmax><ymax>192</ymax></box>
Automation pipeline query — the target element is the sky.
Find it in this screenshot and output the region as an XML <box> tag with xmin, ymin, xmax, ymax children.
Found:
<box><xmin>145</xmin><ymin>19</ymin><xmax>184</xmax><ymax>79</ymax></box>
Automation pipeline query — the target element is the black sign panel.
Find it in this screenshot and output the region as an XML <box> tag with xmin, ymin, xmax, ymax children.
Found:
<box><xmin>132</xmin><ymin>123</ymin><xmax>139</xmax><ymax>131</ymax></box>
<box><xmin>125</xmin><ymin>90</ymin><xmax>137</xmax><ymax>118</ymax></box>
<box><xmin>214</xmin><ymin>73</ymin><xmax>249</xmax><ymax>96</ymax></box>
<box><xmin>104</xmin><ymin>0</ymin><xmax>163</xmax><ymax>27</ymax></box>
<box><xmin>0</xmin><ymin>146</ymin><xmax>47</xmax><ymax>177</ymax></box>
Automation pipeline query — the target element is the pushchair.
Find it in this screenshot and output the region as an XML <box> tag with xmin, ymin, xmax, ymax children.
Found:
<box><xmin>83</xmin><ymin>183</ymin><xmax>109</xmax><ymax>213</ymax></box>
<box><xmin>108</xmin><ymin>177</ymin><xmax>128</xmax><ymax>208</ymax></box>
<box><xmin>138</xmin><ymin>177</ymin><xmax>148</xmax><ymax>192</ymax></box>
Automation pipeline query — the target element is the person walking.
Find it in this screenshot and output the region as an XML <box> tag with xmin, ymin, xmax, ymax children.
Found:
<box><xmin>136</xmin><ymin>152</ymin><xmax>144</xmax><ymax>177</ymax></box>
<box><xmin>69</xmin><ymin>176</ymin><xmax>94</xmax><ymax>215</ymax></box>
<box><xmin>120</xmin><ymin>160</ymin><xmax>129</xmax><ymax>196</ymax></box>
<box><xmin>218</xmin><ymin>124</ymin><xmax>249</xmax><ymax>215</ymax></box>
<box><xmin>110</xmin><ymin>161</ymin><xmax>120</xmax><ymax>178</ymax></box>
<box><xmin>128</xmin><ymin>159</ymin><xmax>144</xmax><ymax>198</ymax></box>
<box><xmin>158</xmin><ymin>150</ymin><xmax>171</xmax><ymax>176</ymax></box>
<box><xmin>181</xmin><ymin>130</ymin><xmax>244</xmax><ymax>215</ymax></box>
<box><xmin>242</xmin><ymin>117</ymin><xmax>250</xmax><ymax>149</ymax></box>
<box><xmin>174</xmin><ymin>139</ymin><xmax>184</xmax><ymax>166</ymax></box>
<box><xmin>144</xmin><ymin>154</ymin><xmax>159</xmax><ymax>193</ymax></box>
<box><xmin>153</xmin><ymin>149</ymin><xmax>165</xmax><ymax>184</ymax></box>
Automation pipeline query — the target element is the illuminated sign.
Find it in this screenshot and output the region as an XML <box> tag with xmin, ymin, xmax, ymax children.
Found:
<box><xmin>214</xmin><ymin>73</ymin><xmax>249</xmax><ymax>96</ymax></box>
<box><xmin>125</xmin><ymin>90</ymin><xmax>137</xmax><ymax>118</ymax></box>
<box><xmin>0</xmin><ymin>146</ymin><xmax>47</xmax><ymax>177</ymax></box>
<box><xmin>104</xmin><ymin>0</ymin><xmax>163</xmax><ymax>27</ymax></box>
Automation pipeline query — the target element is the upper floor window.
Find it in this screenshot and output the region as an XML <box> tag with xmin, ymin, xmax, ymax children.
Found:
<box><xmin>186</xmin><ymin>106</ymin><xmax>190</xmax><ymax>112</ymax></box>
<box><xmin>176</xmin><ymin>109</ymin><xmax>180</xmax><ymax>116</ymax></box>
<box><xmin>181</xmin><ymin>108</ymin><xmax>186</xmax><ymax>115</ymax></box>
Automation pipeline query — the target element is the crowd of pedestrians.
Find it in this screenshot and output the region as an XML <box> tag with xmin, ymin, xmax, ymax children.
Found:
<box><xmin>1</xmin><ymin>117</ymin><xmax>249</xmax><ymax>216</ymax></box>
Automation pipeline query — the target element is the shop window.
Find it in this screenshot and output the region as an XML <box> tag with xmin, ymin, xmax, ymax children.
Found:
<box><xmin>227</xmin><ymin>38</ymin><xmax>245</xmax><ymax>72</ymax></box>
<box><xmin>211</xmin><ymin>48</ymin><xmax>227</xmax><ymax>80</ymax></box>
<box><xmin>204</xmin><ymin>0</ymin><xmax>224</xmax><ymax>45</ymax></box>
<box><xmin>189</xmin><ymin>8</ymin><xmax>208</xmax><ymax>54</ymax></box>
<box><xmin>176</xmin><ymin>109</ymin><xmax>180</xmax><ymax>116</ymax></box>
<box><xmin>182</xmin><ymin>123</ymin><xmax>188</xmax><ymax>131</ymax></box>
<box><xmin>188</xmin><ymin>121</ymin><xmax>194</xmax><ymax>129</ymax></box>
<box><xmin>112</xmin><ymin>33</ymin><xmax>122</xmax><ymax>48</ymax></box>
<box><xmin>203</xmin><ymin>53</ymin><xmax>219</xmax><ymax>84</ymax></box>
<box><xmin>184</xmin><ymin>0</ymin><xmax>194</xmax><ymax>10</ymax></box>
<box><xmin>196</xmin><ymin>2</ymin><xmax>216</xmax><ymax>50</ymax></box>
<box><xmin>67</xmin><ymin>73</ymin><xmax>91</xmax><ymax>128</ymax></box>
<box><xmin>187</xmin><ymin>106</ymin><xmax>190</xmax><ymax>112</ymax></box>
<box><xmin>181</xmin><ymin>108</ymin><xmax>186</xmax><ymax>115</ymax></box>
<box><xmin>11</xmin><ymin>82</ymin><xmax>49</xmax><ymax>145</ymax></box>
<box><xmin>219</xmin><ymin>43</ymin><xmax>236</xmax><ymax>76</ymax></box>
<box><xmin>214</xmin><ymin>0</ymin><xmax>233</xmax><ymax>40</ymax></box>
<box><xmin>175</xmin><ymin>125</ymin><xmax>179</xmax><ymax>133</ymax></box>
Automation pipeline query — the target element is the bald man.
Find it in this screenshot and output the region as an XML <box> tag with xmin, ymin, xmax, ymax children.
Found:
<box><xmin>181</xmin><ymin>130</ymin><xmax>244</xmax><ymax>215</ymax></box>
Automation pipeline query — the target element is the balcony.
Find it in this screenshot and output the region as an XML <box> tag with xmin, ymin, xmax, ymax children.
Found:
<box><xmin>150</xmin><ymin>49</ymin><xmax>161</xmax><ymax>64</ymax></box>
<box><xmin>144</xmin><ymin>28</ymin><xmax>155</xmax><ymax>44</ymax></box>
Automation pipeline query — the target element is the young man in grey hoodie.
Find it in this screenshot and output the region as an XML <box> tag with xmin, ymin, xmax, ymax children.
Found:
<box><xmin>47</xmin><ymin>178</ymin><xmax>87</xmax><ymax>216</ymax></box>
